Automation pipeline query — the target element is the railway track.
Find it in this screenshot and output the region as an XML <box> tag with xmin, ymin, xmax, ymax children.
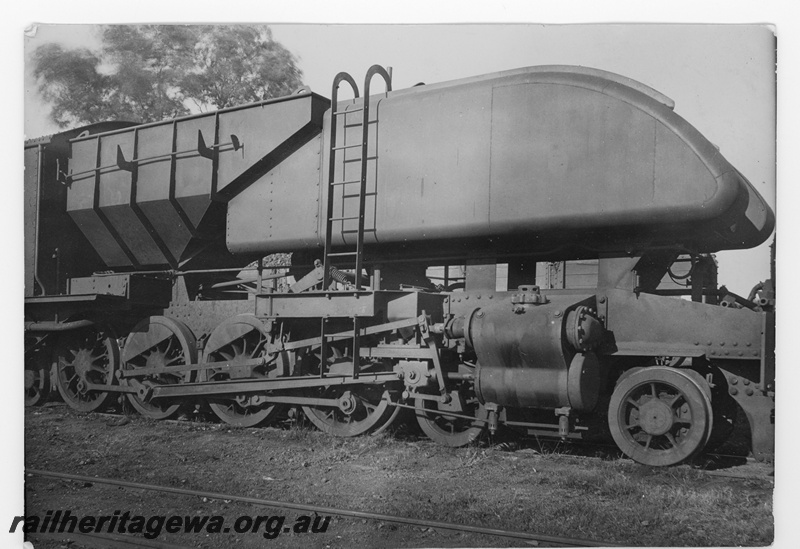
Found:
<box><xmin>27</xmin><ymin>469</ymin><xmax>617</xmax><ymax>547</ymax></box>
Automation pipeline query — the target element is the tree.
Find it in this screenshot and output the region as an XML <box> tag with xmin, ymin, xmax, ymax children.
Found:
<box><xmin>32</xmin><ymin>25</ymin><xmax>304</xmax><ymax>128</ymax></box>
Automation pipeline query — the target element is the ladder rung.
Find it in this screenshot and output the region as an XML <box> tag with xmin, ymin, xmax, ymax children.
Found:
<box><xmin>345</xmin><ymin>120</ymin><xmax>378</xmax><ymax>128</ymax></box>
<box><xmin>331</xmin><ymin>179</ymin><xmax>360</xmax><ymax>186</ymax></box>
<box><xmin>342</xmin><ymin>228</ymin><xmax>375</xmax><ymax>234</ymax></box>
<box><xmin>342</xmin><ymin>192</ymin><xmax>376</xmax><ymax>199</ymax></box>
<box><xmin>329</xmin><ymin>215</ymin><xmax>360</xmax><ymax>221</ymax></box>
<box><xmin>343</xmin><ymin>156</ymin><xmax>377</xmax><ymax>164</ymax></box>
<box><xmin>334</xmin><ymin>108</ymin><xmax>364</xmax><ymax>115</ymax></box>
<box><xmin>328</xmin><ymin>251</ymin><xmax>359</xmax><ymax>257</ymax></box>
<box><xmin>332</xmin><ymin>143</ymin><xmax>362</xmax><ymax>151</ymax></box>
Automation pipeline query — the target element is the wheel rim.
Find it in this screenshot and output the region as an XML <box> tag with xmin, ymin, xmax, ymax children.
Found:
<box><xmin>303</xmin><ymin>383</ymin><xmax>399</xmax><ymax>437</ymax></box>
<box><xmin>122</xmin><ymin>317</ymin><xmax>196</xmax><ymax>420</ymax></box>
<box><xmin>54</xmin><ymin>327</ymin><xmax>118</xmax><ymax>412</ymax></box>
<box><xmin>25</xmin><ymin>337</ymin><xmax>51</xmax><ymax>406</ymax></box>
<box><xmin>202</xmin><ymin>315</ymin><xmax>283</xmax><ymax>427</ymax></box>
<box><xmin>415</xmin><ymin>390</ymin><xmax>487</xmax><ymax>447</ymax></box>
<box><xmin>608</xmin><ymin>366</ymin><xmax>713</xmax><ymax>466</ymax></box>
<box><xmin>25</xmin><ymin>367</ymin><xmax>49</xmax><ymax>406</ymax></box>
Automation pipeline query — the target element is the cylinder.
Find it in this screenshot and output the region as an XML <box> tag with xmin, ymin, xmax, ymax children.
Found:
<box><xmin>468</xmin><ymin>295</ymin><xmax>604</xmax><ymax>411</ymax></box>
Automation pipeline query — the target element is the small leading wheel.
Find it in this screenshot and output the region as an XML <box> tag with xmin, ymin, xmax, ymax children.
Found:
<box><xmin>302</xmin><ymin>381</ymin><xmax>399</xmax><ymax>437</ymax></box>
<box><xmin>25</xmin><ymin>336</ymin><xmax>52</xmax><ymax>406</ymax></box>
<box><xmin>201</xmin><ymin>315</ymin><xmax>283</xmax><ymax>427</ymax></box>
<box><xmin>415</xmin><ymin>392</ymin><xmax>488</xmax><ymax>447</ymax></box>
<box><xmin>122</xmin><ymin>316</ymin><xmax>196</xmax><ymax>420</ymax></box>
<box><xmin>54</xmin><ymin>326</ymin><xmax>119</xmax><ymax>412</ymax></box>
<box><xmin>608</xmin><ymin>366</ymin><xmax>713</xmax><ymax>466</ymax></box>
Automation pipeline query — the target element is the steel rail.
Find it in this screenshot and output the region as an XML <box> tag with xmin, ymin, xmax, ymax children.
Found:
<box><xmin>27</xmin><ymin>469</ymin><xmax>617</xmax><ymax>547</ymax></box>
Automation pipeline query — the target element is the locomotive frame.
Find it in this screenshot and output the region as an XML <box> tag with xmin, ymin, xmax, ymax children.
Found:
<box><xmin>24</xmin><ymin>63</ymin><xmax>775</xmax><ymax>467</ymax></box>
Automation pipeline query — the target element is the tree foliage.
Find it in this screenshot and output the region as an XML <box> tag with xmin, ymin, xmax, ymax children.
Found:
<box><xmin>32</xmin><ymin>25</ymin><xmax>304</xmax><ymax>128</ymax></box>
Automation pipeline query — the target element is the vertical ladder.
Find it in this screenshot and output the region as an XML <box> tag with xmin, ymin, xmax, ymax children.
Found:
<box><xmin>321</xmin><ymin>65</ymin><xmax>392</xmax><ymax>378</ymax></box>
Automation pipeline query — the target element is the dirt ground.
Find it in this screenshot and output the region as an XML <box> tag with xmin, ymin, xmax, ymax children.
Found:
<box><xmin>23</xmin><ymin>403</ymin><xmax>773</xmax><ymax>548</ymax></box>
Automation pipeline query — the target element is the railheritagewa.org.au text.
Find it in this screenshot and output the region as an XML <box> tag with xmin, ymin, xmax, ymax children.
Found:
<box><xmin>10</xmin><ymin>510</ymin><xmax>331</xmax><ymax>540</ymax></box>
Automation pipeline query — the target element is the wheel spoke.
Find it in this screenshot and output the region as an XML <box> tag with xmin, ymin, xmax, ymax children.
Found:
<box><xmin>665</xmin><ymin>432</ymin><xmax>678</xmax><ymax>448</ymax></box>
<box><xmin>673</xmin><ymin>414</ymin><xmax>692</xmax><ymax>426</ymax></box>
<box><xmin>55</xmin><ymin>327</ymin><xmax>117</xmax><ymax>413</ymax></box>
<box><xmin>626</xmin><ymin>397</ymin><xmax>640</xmax><ymax>409</ymax></box>
<box><xmin>163</xmin><ymin>337</ymin><xmax>176</xmax><ymax>358</ymax></box>
<box><xmin>415</xmin><ymin>391</ymin><xmax>486</xmax><ymax>447</ymax></box>
<box><xmin>122</xmin><ymin>317</ymin><xmax>196</xmax><ymax>420</ymax></box>
<box><xmin>665</xmin><ymin>393</ymin><xmax>683</xmax><ymax>408</ymax></box>
<box><xmin>201</xmin><ymin>317</ymin><xmax>285</xmax><ymax>428</ymax></box>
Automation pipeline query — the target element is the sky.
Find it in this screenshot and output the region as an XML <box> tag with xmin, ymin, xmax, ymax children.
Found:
<box><xmin>6</xmin><ymin>2</ymin><xmax>800</xmax><ymax>547</ymax></box>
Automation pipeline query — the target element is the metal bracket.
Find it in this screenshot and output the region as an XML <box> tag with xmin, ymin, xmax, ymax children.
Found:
<box><xmin>719</xmin><ymin>367</ymin><xmax>774</xmax><ymax>462</ymax></box>
<box><xmin>418</xmin><ymin>311</ymin><xmax>449</xmax><ymax>399</ymax></box>
<box><xmin>116</xmin><ymin>145</ymin><xmax>138</xmax><ymax>173</ymax></box>
<box><xmin>289</xmin><ymin>260</ymin><xmax>325</xmax><ymax>293</ymax></box>
<box><xmin>197</xmin><ymin>130</ymin><xmax>243</xmax><ymax>159</ymax></box>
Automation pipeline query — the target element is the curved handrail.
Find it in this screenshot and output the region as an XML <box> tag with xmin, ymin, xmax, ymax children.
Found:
<box><xmin>354</xmin><ymin>66</ymin><xmax>392</xmax><ymax>289</ymax></box>
<box><xmin>331</xmin><ymin>72</ymin><xmax>360</xmax><ymax>104</ymax></box>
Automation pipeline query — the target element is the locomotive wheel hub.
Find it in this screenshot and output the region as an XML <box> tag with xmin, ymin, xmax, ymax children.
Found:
<box><xmin>337</xmin><ymin>392</ymin><xmax>359</xmax><ymax>415</ymax></box>
<box><xmin>72</xmin><ymin>349</ymin><xmax>95</xmax><ymax>379</ymax></box>
<box><xmin>638</xmin><ymin>399</ymin><xmax>673</xmax><ymax>436</ymax></box>
<box><xmin>145</xmin><ymin>352</ymin><xmax>167</xmax><ymax>370</ymax></box>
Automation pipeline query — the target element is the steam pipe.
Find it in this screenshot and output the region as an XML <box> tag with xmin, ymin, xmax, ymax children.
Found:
<box><xmin>25</xmin><ymin>319</ymin><xmax>95</xmax><ymax>332</ymax></box>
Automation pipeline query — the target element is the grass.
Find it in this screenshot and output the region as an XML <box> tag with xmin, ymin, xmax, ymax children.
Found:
<box><xmin>271</xmin><ymin>416</ymin><xmax>773</xmax><ymax>545</ymax></box>
<box><xmin>27</xmin><ymin>405</ymin><xmax>773</xmax><ymax>547</ymax></box>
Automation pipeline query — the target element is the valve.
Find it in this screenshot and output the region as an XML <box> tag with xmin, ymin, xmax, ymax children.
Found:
<box><xmin>555</xmin><ymin>407</ymin><xmax>571</xmax><ymax>439</ymax></box>
<box><xmin>485</xmin><ymin>402</ymin><xmax>500</xmax><ymax>435</ymax></box>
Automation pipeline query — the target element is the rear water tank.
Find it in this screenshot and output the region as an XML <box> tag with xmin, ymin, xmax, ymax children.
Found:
<box><xmin>227</xmin><ymin>65</ymin><xmax>773</xmax><ymax>259</ymax></box>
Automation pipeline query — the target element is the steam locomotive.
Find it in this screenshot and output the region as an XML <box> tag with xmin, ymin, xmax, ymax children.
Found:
<box><xmin>24</xmin><ymin>65</ymin><xmax>775</xmax><ymax>466</ymax></box>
